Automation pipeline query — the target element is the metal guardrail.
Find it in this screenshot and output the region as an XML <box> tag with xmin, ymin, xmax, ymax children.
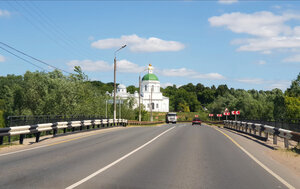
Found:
<box><xmin>0</xmin><ymin>118</ymin><xmax>128</xmax><ymax>145</ymax></box>
<box><xmin>6</xmin><ymin>115</ymin><xmax>106</xmax><ymax>127</ymax></box>
<box><xmin>239</xmin><ymin>119</ymin><xmax>300</xmax><ymax>132</ymax></box>
<box><xmin>224</xmin><ymin>120</ymin><xmax>300</xmax><ymax>149</ymax></box>
<box><xmin>128</xmin><ymin>121</ymin><xmax>164</xmax><ymax>125</ymax></box>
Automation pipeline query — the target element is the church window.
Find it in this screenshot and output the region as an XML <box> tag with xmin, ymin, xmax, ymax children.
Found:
<box><xmin>151</xmin><ymin>103</ymin><xmax>154</xmax><ymax>109</ymax></box>
<box><xmin>145</xmin><ymin>85</ymin><xmax>147</xmax><ymax>91</ymax></box>
<box><xmin>156</xmin><ymin>104</ymin><xmax>159</xmax><ymax>108</ymax></box>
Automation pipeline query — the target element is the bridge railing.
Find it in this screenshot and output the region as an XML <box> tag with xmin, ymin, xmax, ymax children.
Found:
<box><xmin>238</xmin><ymin>119</ymin><xmax>300</xmax><ymax>132</ymax></box>
<box><xmin>224</xmin><ymin>120</ymin><xmax>300</xmax><ymax>149</ymax></box>
<box><xmin>128</xmin><ymin>120</ymin><xmax>164</xmax><ymax>125</ymax></box>
<box><xmin>0</xmin><ymin>118</ymin><xmax>128</xmax><ymax>145</ymax></box>
<box><xmin>6</xmin><ymin>115</ymin><xmax>105</xmax><ymax>127</ymax></box>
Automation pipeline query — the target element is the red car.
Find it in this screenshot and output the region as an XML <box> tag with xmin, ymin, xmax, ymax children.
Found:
<box><xmin>192</xmin><ymin>118</ymin><xmax>202</xmax><ymax>125</ymax></box>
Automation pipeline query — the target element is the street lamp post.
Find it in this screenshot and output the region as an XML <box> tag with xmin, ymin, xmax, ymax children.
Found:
<box><xmin>113</xmin><ymin>45</ymin><xmax>126</xmax><ymax>123</ymax></box>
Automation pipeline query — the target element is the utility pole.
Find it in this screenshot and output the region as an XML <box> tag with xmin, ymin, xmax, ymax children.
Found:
<box><xmin>119</xmin><ymin>97</ymin><xmax>121</xmax><ymax>120</ymax></box>
<box><xmin>105</xmin><ymin>100</ymin><xmax>107</xmax><ymax>118</ymax></box>
<box><xmin>139</xmin><ymin>75</ymin><xmax>141</xmax><ymax>122</ymax></box>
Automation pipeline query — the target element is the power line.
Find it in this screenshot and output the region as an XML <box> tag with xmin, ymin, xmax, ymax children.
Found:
<box><xmin>0</xmin><ymin>42</ymin><xmax>72</xmax><ymax>74</ymax></box>
<box><xmin>0</xmin><ymin>46</ymin><xmax>47</xmax><ymax>72</ymax></box>
<box><xmin>6</xmin><ymin>1</ymin><xmax>80</xmax><ymax>59</ymax></box>
<box><xmin>26</xmin><ymin>1</ymin><xmax>96</xmax><ymax>59</ymax></box>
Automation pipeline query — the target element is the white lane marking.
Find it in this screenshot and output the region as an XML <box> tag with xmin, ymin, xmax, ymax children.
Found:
<box><xmin>65</xmin><ymin>126</ymin><xmax>175</xmax><ymax>189</ymax></box>
<box><xmin>214</xmin><ymin>127</ymin><xmax>295</xmax><ymax>189</ymax></box>
<box><xmin>0</xmin><ymin>145</ymin><xmax>48</xmax><ymax>157</ymax></box>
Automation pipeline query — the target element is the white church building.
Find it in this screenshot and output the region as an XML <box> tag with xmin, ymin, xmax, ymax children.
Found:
<box><xmin>109</xmin><ymin>64</ymin><xmax>169</xmax><ymax>112</ymax></box>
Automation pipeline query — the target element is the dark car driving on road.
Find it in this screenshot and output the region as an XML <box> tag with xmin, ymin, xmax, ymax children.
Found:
<box><xmin>192</xmin><ymin>118</ymin><xmax>202</xmax><ymax>125</ymax></box>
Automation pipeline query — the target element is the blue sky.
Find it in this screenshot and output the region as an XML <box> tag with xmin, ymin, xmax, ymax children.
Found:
<box><xmin>1</xmin><ymin>0</ymin><xmax>300</xmax><ymax>91</ymax></box>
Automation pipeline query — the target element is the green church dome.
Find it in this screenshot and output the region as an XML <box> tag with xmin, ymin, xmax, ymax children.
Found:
<box><xmin>142</xmin><ymin>73</ymin><xmax>159</xmax><ymax>81</ymax></box>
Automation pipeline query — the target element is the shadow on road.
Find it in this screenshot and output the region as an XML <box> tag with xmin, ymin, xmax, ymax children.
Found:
<box><xmin>223</xmin><ymin>128</ymin><xmax>276</xmax><ymax>150</ymax></box>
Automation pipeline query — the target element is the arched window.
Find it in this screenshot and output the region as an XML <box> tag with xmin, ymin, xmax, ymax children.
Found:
<box><xmin>145</xmin><ymin>85</ymin><xmax>147</xmax><ymax>91</ymax></box>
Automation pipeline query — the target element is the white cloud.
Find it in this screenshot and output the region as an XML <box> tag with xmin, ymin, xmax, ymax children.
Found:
<box><xmin>267</xmin><ymin>81</ymin><xmax>291</xmax><ymax>90</ymax></box>
<box><xmin>209</xmin><ymin>11</ymin><xmax>297</xmax><ymax>37</ymax></box>
<box><xmin>67</xmin><ymin>60</ymin><xmax>224</xmax><ymax>80</ymax></box>
<box><xmin>255</xmin><ymin>60</ymin><xmax>266</xmax><ymax>65</ymax></box>
<box><xmin>236</xmin><ymin>78</ymin><xmax>291</xmax><ymax>90</ymax></box>
<box><xmin>283</xmin><ymin>54</ymin><xmax>300</xmax><ymax>63</ymax></box>
<box><xmin>88</xmin><ymin>36</ymin><xmax>94</xmax><ymax>41</ymax></box>
<box><xmin>236</xmin><ymin>78</ymin><xmax>265</xmax><ymax>85</ymax></box>
<box><xmin>161</xmin><ymin>82</ymin><xmax>174</xmax><ymax>88</ymax></box>
<box><xmin>237</xmin><ymin>37</ymin><xmax>300</xmax><ymax>52</ymax></box>
<box><xmin>209</xmin><ymin>11</ymin><xmax>300</xmax><ymax>55</ymax></box>
<box><xmin>66</xmin><ymin>59</ymin><xmax>145</xmax><ymax>73</ymax></box>
<box><xmin>91</xmin><ymin>34</ymin><xmax>185</xmax><ymax>52</ymax></box>
<box><xmin>218</xmin><ymin>0</ymin><xmax>238</xmax><ymax>4</ymax></box>
<box><xmin>116</xmin><ymin>60</ymin><xmax>146</xmax><ymax>73</ymax></box>
<box><xmin>157</xmin><ymin>68</ymin><xmax>225</xmax><ymax>80</ymax></box>
<box><xmin>67</xmin><ymin>60</ymin><xmax>112</xmax><ymax>72</ymax></box>
<box><xmin>0</xmin><ymin>9</ymin><xmax>10</xmax><ymax>17</ymax></box>
<box><xmin>0</xmin><ymin>54</ymin><xmax>5</xmax><ymax>62</ymax></box>
<box><xmin>192</xmin><ymin>73</ymin><xmax>225</xmax><ymax>80</ymax></box>
<box><xmin>158</xmin><ymin>68</ymin><xmax>196</xmax><ymax>77</ymax></box>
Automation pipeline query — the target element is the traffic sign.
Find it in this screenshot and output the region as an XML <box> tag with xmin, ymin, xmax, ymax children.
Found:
<box><xmin>231</xmin><ymin>111</ymin><xmax>236</xmax><ymax>115</ymax></box>
<box><xmin>223</xmin><ymin>112</ymin><xmax>230</xmax><ymax>116</ymax></box>
<box><xmin>195</xmin><ymin>115</ymin><xmax>199</xmax><ymax>117</ymax></box>
<box><xmin>217</xmin><ymin>114</ymin><xmax>222</xmax><ymax>117</ymax></box>
<box><xmin>224</xmin><ymin>108</ymin><xmax>229</xmax><ymax>112</ymax></box>
<box><xmin>236</xmin><ymin>111</ymin><xmax>240</xmax><ymax>115</ymax></box>
<box><xmin>209</xmin><ymin>114</ymin><xmax>214</xmax><ymax>117</ymax></box>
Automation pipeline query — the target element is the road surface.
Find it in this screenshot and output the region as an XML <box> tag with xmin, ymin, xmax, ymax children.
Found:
<box><xmin>0</xmin><ymin>123</ymin><xmax>298</xmax><ymax>189</ymax></box>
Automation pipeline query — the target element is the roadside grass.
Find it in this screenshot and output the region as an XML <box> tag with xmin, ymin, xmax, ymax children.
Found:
<box><xmin>0</xmin><ymin>142</ymin><xmax>18</xmax><ymax>149</ymax></box>
<box><xmin>277</xmin><ymin>147</ymin><xmax>299</xmax><ymax>157</ymax></box>
<box><xmin>290</xmin><ymin>145</ymin><xmax>300</xmax><ymax>155</ymax></box>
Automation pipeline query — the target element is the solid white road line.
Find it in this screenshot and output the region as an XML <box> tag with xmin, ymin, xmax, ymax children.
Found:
<box><xmin>0</xmin><ymin>145</ymin><xmax>48</xmax><ymax>157</ymax></box>
<box><xmin>65</xmin><ymin>126</ymin><xmax>175</xmax><ymax>189</ymax></box>
<box><xmin>214</xmin><ymin>127</ymin><xmax>295</xmax><ymax>189</ymax></box>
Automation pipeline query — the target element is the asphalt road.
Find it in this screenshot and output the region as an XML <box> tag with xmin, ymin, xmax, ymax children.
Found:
<box><xmin>0</xmin><ymin>124</ymin><xmax>295</xmax><ymax>189</ymax></box>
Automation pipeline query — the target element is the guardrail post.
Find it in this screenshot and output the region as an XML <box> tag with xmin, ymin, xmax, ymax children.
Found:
<box><xmin>265</xmin><ymin>132</ymin><xmax>268</xmax><ymax>140</ymax></box>
<box><xmin>35</xmin><ymin>132</ymin><xmax>40</xmax><ymax>142</ymax></box>
<box><xmin>0</xmin><ymin>136</ymin><xmax>3</xmax><ymax>145</ymax></box>
<box><xmin>19</xmin><ymin>134</ymin><xmax>25</xmax><ymax>144</ymax></box>
<box><xmin>284</xmin><ymin>138</ymin><xmax>289</xmax><ymax>149</ymax></box>
<box><xmin>273</xmin><ymin>128</ymin><xmax>280</xmax><ymax>145</ymax></box>
<box><xmin>53</xmin><ymin>129</ymin><xmax>57</xmax><ymax>136</ymax></box>
<box><xmin>273</xmin><ymin>135</ymin><xmax>277</xmax><ymax>145</ymax></box>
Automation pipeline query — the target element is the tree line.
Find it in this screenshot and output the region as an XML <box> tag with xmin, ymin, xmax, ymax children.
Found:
<box><xmin>0</xmin><ymin>67</ymin><xmax>137</xmax><ymax>127</ymax></box>
<box><xmin>161</xmin><ymin>73</ymin><xmax>300</xmax><ymax>121</ymax></box>
<box><xmin>0</xmin><ymin>68</ymin><xmax>299</xmax><ymax>127</ymax></box>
